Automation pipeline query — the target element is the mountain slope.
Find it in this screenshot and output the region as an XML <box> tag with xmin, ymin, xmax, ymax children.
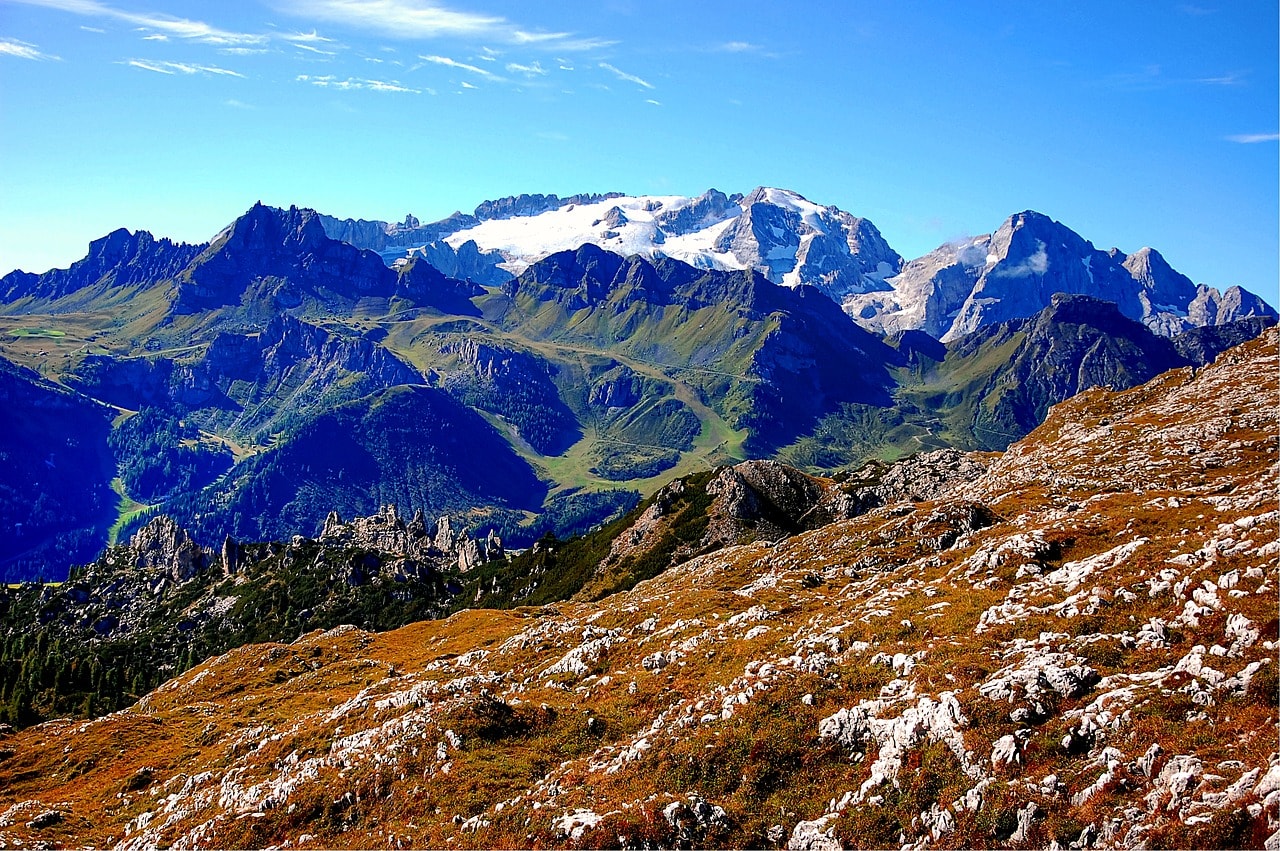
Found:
<box><xmin>0</xmin><ymin>331</ymin><xmax>1272</xmax><ymax>849</ymax></box>
<box><xmin>779</xmin><ymin>296</ymin><xmax>1272</xmax><ymax>470</ymax></box>
<box><xmin>0</xmin><ymin>358</ymin><xmax>116</xmax><ymax>580</ymax></box>
<box><xmin>486</xmin><ymin>244</ymin><xmax>900</xmax><ymax>453</ymax></box>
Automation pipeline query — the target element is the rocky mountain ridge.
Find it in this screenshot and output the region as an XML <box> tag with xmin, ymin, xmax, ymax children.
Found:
<box><xmin>844</xmin><ymin>210</ymin><xmax>1276</xmax><ymax>341</ymax></box>
<box><xmin>0</xmin><ymin>329</ymin><xmax>1274</xmax><ymax>849</ymax></box>
<box><xmin>320</xmin><ymin>187</ymin><xmax>905</xmax><ymax>303</ymax></box>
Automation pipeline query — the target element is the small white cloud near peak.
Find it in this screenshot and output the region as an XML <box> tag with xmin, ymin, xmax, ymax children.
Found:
<box><xmin>599</xmin><ymin>61</ymin><xmax>653</xmax><ymax>89</ymax></box>
<box><xmin>0</xmin><ymin>37</ymin><xmax>60</xmax><ymax>61</ymax></box>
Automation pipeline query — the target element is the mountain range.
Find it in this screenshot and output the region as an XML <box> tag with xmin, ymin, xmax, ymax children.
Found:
<box><xmin>318</xmin><ymin>188</ymin><xmax>1275</xmax><ymax>337</ymax></box>
<box><xmin>0</xmin><ymin>191</ymin><xmax>1274</xmax><ymax>583</ymax></box>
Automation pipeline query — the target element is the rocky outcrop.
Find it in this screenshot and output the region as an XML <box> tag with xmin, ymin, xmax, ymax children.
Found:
<box><xmin>318</xmin><ymin>505</ymin><xmax>503</xmax><ymax>574</ymax></box>
<box><xmin>409</xmin><ymin>240</ymin><xmax>508</xmax><ymax>287</ymax></box>
<box><xmin>1172</xmin><ymin>316</ymin><xmax>1277</xmax><ymax>366</ymax></box>
<box><xmin>129</xmin><ymin>516</ymin><xmax>210</xmax><ymax>583</ymax></box>
<box><xmin>840</xmin><ymin>448</ymin><xmax>991</xmax><ymax>507</ymax></box>
<box><xmin>600</xmin><ymin>451</ymin><xmax>990</xmax><ymax>580</ymax></box>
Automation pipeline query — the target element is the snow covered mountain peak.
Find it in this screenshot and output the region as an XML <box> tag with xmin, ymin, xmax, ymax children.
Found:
<box><xmin>323</xmin><ymin>188</ymin><xmax>903</xmax><ymax>302</ymax></box>
<box><xmin>844</xmin><ymin>210</ymin><xmax>1276</xmax><ymax>340</ymax></box>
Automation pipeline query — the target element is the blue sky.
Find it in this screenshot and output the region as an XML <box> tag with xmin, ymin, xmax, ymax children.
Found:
<box><xmin>2</xmin><ymin>0</ymin><xmax>1277</xmax><ymax>305</ymax></box>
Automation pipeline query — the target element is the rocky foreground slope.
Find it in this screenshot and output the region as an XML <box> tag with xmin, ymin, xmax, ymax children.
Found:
<box><xmin>0</xmin><ymin>332</ymin><xmax>1276</xmax><ymax>849</ymax></box>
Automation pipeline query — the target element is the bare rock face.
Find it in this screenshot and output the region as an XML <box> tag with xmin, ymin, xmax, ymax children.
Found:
<box><xmin>844</xmin><ymin>448</ymin><xmax>991</xmax><ymax>507</ymax></box>
<box><xmin>129</xmin><ymin>516</ymin><xmax>208</xmax><ymax>583</ymax></box>
<box><xmin>599</xmin><ymin>451</ymin><xmax>991</xmax><ymax>588</ymax></box>
<box><xmin>703</xmin><ymin>460</ymin><xmax>830</xmax><ymax>545</ymax></box>
<box><xmin>318</xmin><ymin>506</ymin><xmax>502</xmax><ymax>577</ymax></box>
<box><xmin>0</xmin><ymin>228</ymin><xmax>203</xmax><ymax>302</ymax></box>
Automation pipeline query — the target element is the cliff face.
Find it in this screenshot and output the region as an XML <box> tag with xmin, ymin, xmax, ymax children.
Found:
<box><xmin>0</xmin><ymin>330</ymin><xmax>1273</xmax><ymax>848</ymax></box>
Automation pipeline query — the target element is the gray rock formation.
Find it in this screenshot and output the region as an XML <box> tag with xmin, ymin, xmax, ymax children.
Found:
<box><xmin>129</xmin><ymin>516</ymin><xmax>209</xmax><ymax>583</ymax></box>
<box><xmin>318</xmin><ymin>505</ymin><xmax>503</xmax><ymax>575</ymax></box>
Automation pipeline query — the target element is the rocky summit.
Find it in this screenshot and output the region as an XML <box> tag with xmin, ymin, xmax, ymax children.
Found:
<box><xmin>0</xmin><ymin>327</ymin><xmax>1273</xmax><ymax>848</ymax></box>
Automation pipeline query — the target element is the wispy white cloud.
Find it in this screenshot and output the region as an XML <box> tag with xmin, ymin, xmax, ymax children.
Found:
<box><xmin>125</xmin><ymin>58</ymin><xmax>245</xmax><ymax>76</ymax></box>
<box><xmin>717</xmin><ymin>40</ymin><xmax>760</xmax><ymax>53</ymax></box>
<box><xmin>460</xmin><ymin>80</ymin><xmax>476</xmax><ymax>89</ymax></box>
<box><xmin>1100</xmin><ymin>64</ymin><xmax>1249</xmax><ymax>92</ymax></box>
<box><xmin>509</xmin><ymin>29</ymin><xmax>613</xmax><ymax>51</ymax></box>
<box><xmin>1225</xmin><ymin>133</ymin><xmax>1279</xmax><ymax>144</ymax></box>
<box><xmin>224</xmin><ymin>98</ymin><xmax>255</xmax><ymax>109</ymax></box>
<box><xmin>0</xmin><ymin>37</ymin><xmax>61</xmax><ymax>60</ymax></box>
<box><xmin>282</xmin><ymin>0</ymin><xmax>500</xmax><ymax>38</ymax></box>
<box><xmin>645</xmin><ymin>98</ymin><xmax>660</xmax><ymax>106</ymax></box>
<box><xmin>11</xmin><ymin>0</ymin><xmax>267</xmax><ymax>45</ymax></box>
<box><xmin>220</xmin><ymin>46</ymin><xmax>270</xmax><ymax>55</ymax></box>
<box><xmin>419</xmin><ymin>52</ymin><xmax>500</xmax><ymax>79</ymax></box>
<box><xmin>297</xmin><ymin>72</ymin><xmax>422</xmax><ymax>93</ymax></box>
<box><xmin>1099</xmin><ymin>63</ymin><xmax>1164</xmax><ymax>91</ymax></box>
<box><xmin>599</xmin><ymin>61</ymin><xmax>652</xmax><ymax>89</ymax></box>
<box><xmin>141</xmin><ymin>33</ymin><xmax>168</xmax><ymax>41</ymax></box>
<box><xmin>292</xmin><ymin>41</ymin><xmax>337</xmax><ymax>55</ymax></box>
<box><xmin>505</xmin><ymin>60</ymin><xmax>545</xmax><ymax>77</ymax></box>
<box><xmin>1197</xmin><ymin>73</ymin><xmax>1243</xmax><ymax>86</ymax></box>
<box><xmin>79</xmin><ymin>24</ymin><xmax>105</xmax><ymax>32</ymax></box>
<box><xmin>276</xmin><ymin>0</ymin><xmax>613</xmax><ymax>51</ymax></box>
